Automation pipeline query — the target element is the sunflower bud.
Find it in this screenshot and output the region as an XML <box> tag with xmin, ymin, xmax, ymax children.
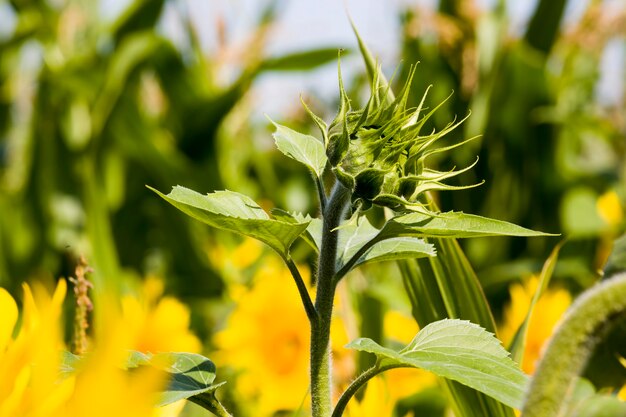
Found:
<box><xmin>307</xmin><ymin>63</ymin><xmax>480</xmax><ymax>212</ymax></box>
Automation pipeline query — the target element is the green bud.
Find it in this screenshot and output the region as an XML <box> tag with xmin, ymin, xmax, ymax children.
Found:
<box><xmin>354</xmin><ymin>168</ymin><xmax>386</xmax><ymax>201</ymax></box>
<box><xmin>325</xmin><ymin>63</ymin><xmax>480</xmax><ymax>212</ymax></box>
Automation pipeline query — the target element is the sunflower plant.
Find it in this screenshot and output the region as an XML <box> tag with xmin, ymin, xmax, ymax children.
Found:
<box><xmin>148</xmin><ymin>31</ymin><xmax>552</xmax><ymax>417</ymax></box>
<box><xmin>149</xmin><ymin>28</ymin><xmax>626</xmax><ymax>417</ymax></box>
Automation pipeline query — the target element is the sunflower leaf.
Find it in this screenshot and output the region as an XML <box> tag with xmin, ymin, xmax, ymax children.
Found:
<box><xmin>337</xmin><ymin>217</ymin><xmax>435</xmax><ymax>271</ymax></box>
<box><xmin>269</xmin><ymin>119</ymin><xmax>328</xmax><ymax>178</ymax></box>
<box><xmin>149</xmin><ymin>186</ymin><xmax>309</xmax><ymax>257</ymax></box>
<box><xmin>347</xmin><ymin>319</ymin><xmax>528</xmax><ymax>409</ymax></box>
<box><xmin>382</xmin><ymin>211</ymin><xmax>556</xmax><ymax>239</ymax></box>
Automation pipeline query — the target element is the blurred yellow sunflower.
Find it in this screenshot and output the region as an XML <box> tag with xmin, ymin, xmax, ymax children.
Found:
<box><xmin>121</xmin><ymin>275</ymin><xmax>202</xmax><ymax>354</ymax></box>
<box><xmin>214</xmin><ymin>255</ymin><xmax>355</xmax><ymax>416</ymax></box>
<box><xmin>214</xmin><ymin>258</ymin><xmax>312</xmax><ymax>415</ymax></box>
<box><xmin>0</xmin><ymin>280</ymin><xmax>172</xmax><ymax>417</ymax></box>
<box><xmin>597</xmin><ymin>190</ymin><xmax>624</xmax><ymax>228</ymax></box>
<box><xmin>0</xmin><ymin>281</ymin><xmax>68</xmax><ymax>417</ymax></box>
<box><xmin>499</xmin><ymin>275</ymin><xmax>572</xmax><ymax>374</ymax></box>
<box><xmin>0</xmin><ymin>269</ymin><xmax>205</xmax><ymax>417</ymax></box>
<box><xmin>344</xmin><ymin>376</ymin><xmax>397</xmax><ymax>417</ymax></box>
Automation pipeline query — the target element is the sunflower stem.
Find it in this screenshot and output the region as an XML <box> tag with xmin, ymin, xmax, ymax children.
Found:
<box><xmin>310</xmin><ymin>182</ymin><xmax>350</xmax><ymax>417</ymax></box>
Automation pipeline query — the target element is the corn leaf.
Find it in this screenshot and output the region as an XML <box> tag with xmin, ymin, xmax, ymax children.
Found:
<box><xmin>347</xmin><ymin>319</ymin><xmax>528</xmax><ymax>410</ymax></box>
<box><xmin>259</xmin><ymin>47</ymin><xmax>347</xmax><ymax>72</ymax></box>
<box><xmin>150</xmin><ymin>186</ymin><xmax>309</xmax><ymax>258</ymax></box>
<box><xmin>508</xmin><ymin>242</ymin><xmax>563</xmax><ymax>364</ymax></box>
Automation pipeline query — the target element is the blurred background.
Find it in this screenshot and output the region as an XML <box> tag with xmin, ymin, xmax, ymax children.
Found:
<box><xmin>0</xmin><ymin>0</ymin><xmax>624</xmax><ymax>414</ymax></box>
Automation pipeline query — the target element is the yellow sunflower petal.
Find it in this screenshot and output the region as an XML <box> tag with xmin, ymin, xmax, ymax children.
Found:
<box><xmin>0</xmin><ymin>289</ymin><xmax>17</xmax><ymax>350</ymax></box>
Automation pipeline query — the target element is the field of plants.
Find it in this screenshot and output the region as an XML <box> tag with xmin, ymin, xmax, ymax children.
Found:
<box><xmin>0</xmin><ymin>0</ymin><xmax>625</xmax><ymax>416</ymax></box>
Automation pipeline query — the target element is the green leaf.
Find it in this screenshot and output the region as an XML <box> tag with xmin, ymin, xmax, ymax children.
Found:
<box><xmin>270</xmin><ymin>119</ymin><xmax>328</xmax><ymax>178</ymax></box>
<box><xmin>401</xmin><ymin>237</ymin><xmax>517</xmax><ymax>417</ymax></box>
<box><xmin>357</xmin><ymin>237</ymin><xmax>436</xmax><ymax>266</ymax></box>
<box><xmin>112</xmin><ymin>0</ymin><xmax>165</xmax><ymax>43</ymax></box>
<box><xmin>273</xmin><ymin>211</ymin><xmax>435</xmax><ymax>273</ymax></box>
<box><xmin>509</xmin><ymin>242</ymin><xmax>563</xmax><ymax>364</ymax></box>
<box><xmin>337</xmin><ymin>217</ymin><xmax>435</xmax><ymax>270</ymax></box>
<box><xmin>154</xmin><ymin>352</ymin><xmax>220</xmax><ymax>406</ymax></box>
<box><xmin>382</xmin><ymin>211</ymin><xmax>556</xmax><ymax>239</ymax></box>
<box><xmin>604</xmin><ymin>233</ymin><xmax>626</xmax><ymax>276</ymax></box>
<box><xmin>569</xmin><ymin>395</ymin><xmax>626</xmax><ymax>417</ymax></box>
<box><xmin>150</xmin><ymin>186</ymin><xmax>309</xmax><ymax>257</ymax></box>
<box><xmin>270</xmin><ymin>209</ymin><xmax>322</xmax><ymax>252</ymax></box>
<box><xmin>129</xmin><ymin>351</ymin><xmax>225</xmax><ymax>407</ymax></box>
<box><xmin>259</xmin><ymin>48</ymin><xmax>347</xmax><ymax>72</ymax></box>
<box><xmin>347</xmin><ymin>319</ymin><xmax>528</xmax><ymax>409</ymax></box>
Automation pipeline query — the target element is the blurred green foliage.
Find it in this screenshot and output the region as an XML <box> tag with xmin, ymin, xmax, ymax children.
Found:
<box><xmin>391</xmin><ymin>0</ymin><xmax>625</xmax><ymax>291</ymax></box>
<box><xmin>0</xmin><ymin>0</ymin><xmax>340</xmax><ymax>297</ymax></box>
<box><xmin>0</xmin><ymin>0</ymin><xmax>624</xmax><ymax>415</ymax></box>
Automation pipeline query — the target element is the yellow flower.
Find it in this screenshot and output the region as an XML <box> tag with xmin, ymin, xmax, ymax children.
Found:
<box><xmin>619</xmin><ymin>385</ymin><xmax>626</xmax><ymax>401</ymax></box>
<box><xmin>214</xmin><ymin>258</ymin><xmax>311</xmax><ymax>416</ymax></box>
<box><xmin>0</xmin><ymin>280</ymin><xmax>68</xmax><ymax>417</ymax></box>
<box><xmin>382</xmin><ymin>310</ymin><xmax>436</xmax><ymax>401</ymax></box>
<box><xmin>597</xmin><ymin>190</ymin><xmax>624</xmax><ymax>227</ymax></box>
<box><xmin>63</xmin><ymin>319</ymin><xmax>166</xmax><ymax>417</ymax></box>
<box><xmin>344</xmin><ymin>376</ymin><xmax>398</xmax><ymax>417</ymax></box>
<box><xmin>207</xmin><ymin>237</ymin><xmax>263</xmax><ymax>274</ymax></box>
<box><xmin>500</xmin><ymin>276</ymin><xmax>572</xmax><ymax>374</ymax></box>
<box><xmin>0</xmin><ymin>280</ymin><xmax>185</xmax><ymax>417</ymax></box>
<box><xmin>121</xmin><ymin>276</ymin><xmax>202</xmax><ymax>354</ymax></box>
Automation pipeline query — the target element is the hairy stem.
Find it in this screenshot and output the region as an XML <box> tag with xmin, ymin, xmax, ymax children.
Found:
<box><xmin>311</xmin><ymin>182</ymin><xmax>350</xmax><ymax>417</ymax></box>
<box><xmin>522</xmin><ymin>272</ymin><xmax>626</xmax><ymax>417</ymax></box>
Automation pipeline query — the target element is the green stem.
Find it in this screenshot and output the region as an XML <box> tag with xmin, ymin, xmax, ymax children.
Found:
<box><xmin>522</xmin><ymin>272</ymin><xmax>626</xmax><ymax>417</ymax></box>
<box><xmin>331</xmin><ymin>364</ymin><xmax>402</xmax><ymax>417</ymax></box>
<box><xmin>284</xmin><ymin>256</ymin><xmax>318</xmax><ymax>323</ymax></box>
<box><xmin>311</xmin><ymin>182</ymin><xmax>350</xmax><ymax>417</ymax></box>
<box><xmin>316</xmin><ymin>176</ymin><xmax>328</xmax><ymax>213</ymax></box>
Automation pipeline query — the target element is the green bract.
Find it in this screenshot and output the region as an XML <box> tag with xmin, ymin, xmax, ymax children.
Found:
<box><xmin>307</xmin><ymin>63</ymin><xmax>479</xmax><ymax>211</ymax></box>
